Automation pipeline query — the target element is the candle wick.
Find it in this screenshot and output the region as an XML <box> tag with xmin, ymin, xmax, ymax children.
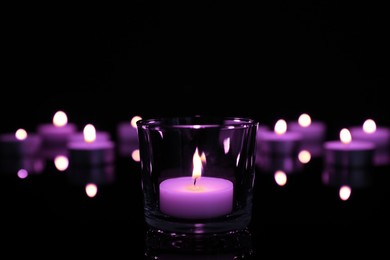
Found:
<box><xmin>193</xmin><ymin>177</ymin><xmax>197</xmax><ymax>186</ymax></box>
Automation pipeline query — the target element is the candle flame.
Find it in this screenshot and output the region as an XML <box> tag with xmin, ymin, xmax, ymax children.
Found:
<box><xmin>53</xmin><ymin>110</ymin><xmax>68</xmax><ymax>127</ymax></box>
<box><xmin>339</xmin><ymin>185</ymin><xmax>351</xmax><ymax>201</ymax></box>
<box><xmin>274</xmin><ymin>119</ymin><xmax>287</xmax><ymax>135</ymax></box>
<box><xmin>15</xmin><ymin>128</ymin><xmax>28</xmax><ymax>140</ymax></box>
<box><xmin>298</xmin><ymin>113</ymin><xmax>311</xmax><ymax>127</ymax></box>
<box><xmin>362</xmin><ymin>119</ymin><xmax>376</xmax><ymax>134</ymax></box>
<box><xmin>274</xmin><ymin>170</ymin><xmax>287</xmax><ymax>186</ymax></box>
<box><xmin>85</xmin><ymin>183</ymin><xmax>98</xmax><ymax>198</ymax></box>
<box><xmin>340</xmin><ymin>128</ymin><xmax>352</xmax><ymax>144</ymax></box>
<box><xmin>83</xmin><ymin>124</ymin><xmax>97</xmax><ymax>143</ymax></box>
<box><xmin>192</xmin><ymin>147</ymin><xmax>206</xmax><ymax>185</ymax></box>
<box><xmin>131</xmin><ymin>115</ymin><xmax>142</xmax><ymax>129</ymax></box>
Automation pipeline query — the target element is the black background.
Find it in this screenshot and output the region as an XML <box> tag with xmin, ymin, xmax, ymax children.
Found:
<box><xmin>2</xmin><ymin>1</ymin><xmax>388</xmax><ymax>134</ymax></box>
<box><xmin>1</xmin><ymin>1</ymin><xmax>389</xmax><ymax>258</ymax></box>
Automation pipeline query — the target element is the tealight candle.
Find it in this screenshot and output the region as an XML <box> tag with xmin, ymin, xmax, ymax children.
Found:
<box><xmin>257</xmin><ymin>119</ymin><xmax>303</xmax><ymax>156</ymax></box>
<box><xmin>349</xmin><ymin>119</ymin><xmax>390</xmax><ymax>166</ymax></box>
<box><xmin>117</xmin><ymin>115</ymin><xmax>142</xmax><ymax>143</ymax></box>
<box><xmin>159</xmin><ymin>147</ymin><xmax>233</xmax><ymax>219</ymax></box>
<box><xmin>288</xmin><ymin>113</ymin><xmax>326</xmax><ymax>157</ymax></box>
<box><xmin>116</xmin><ymin>115</ymin><xmax>142</xmax><ymax>157</ymax></box>
<box><xmin>37</xmin><ymin>110</ymin><xmax>77</xmax><ymax>147</ymax></box>
<box><xmin>0</xmin><ymin>128</ymin><xmax>42</xmax><ymax>157</ymax></box>
<box><xmin>324</xmin><ymin>128</ymin><xmax>375</xmax><ymax>168</ymax></box>
<box><xmin>67</xmin><ymin>124</ymin><xmax>115</xmax><ymax>166</ymax></box>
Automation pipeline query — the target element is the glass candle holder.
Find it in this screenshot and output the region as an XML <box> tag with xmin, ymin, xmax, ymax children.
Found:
<box><xmin>137</xmin><ymin>116</ymin><xmax>258</xmax><ymax>235</ymax></box>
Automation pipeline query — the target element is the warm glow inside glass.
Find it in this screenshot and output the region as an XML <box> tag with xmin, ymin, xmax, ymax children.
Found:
<box><xmin>137</xmin><ymin>116</ymin><xmax>258</xmax><ymax>234</ymax></box>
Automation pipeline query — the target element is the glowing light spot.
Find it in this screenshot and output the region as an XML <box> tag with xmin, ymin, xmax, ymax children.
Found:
<box><xmin>131</xmin><ymin>116</ymin><xmax>142</xmax><ymax>129</ymax></box>
<box><xmin>223</xmin><ymin>138</ymin><xmax>230</xmax><ymax>154</ymax></box>
<box><xmin>17</xmin><ymin>169</ymin><xmax>28</xmax><ymax>179</ymax></box>
<box><xmin>53</xmin><ymin>110</ymin><xmax>68</xmax><ymax>127</ymax></box>
<box><xmin>131</xmin><ymin>149</ymin><xmax>140</xmax><ymax>162</ymax></box>
<box><xmin>83</xmin><ymin>124</ymin><xmax>96</xmax><ymax>143</ymax></box>
<box><xmin>363</xmin><ymin>119</ymin><xmax>376</xmax><ymax>134</ymax></box>
<box><xmin>298</xmin><ymin>150</ymin><xmax>311</xmax><ymax>164</ymax></box>
<box><xmin>340</xmin><ymin>128</ymin><xmax>352</xmax><ymax>144</ymax></box>
<box><xmin>274</xmin><ymin>170</ymin><xmax>287</xmax><ymax>186</ymax></box>
<box><xmin>54</xmin><ymin>155</ymin><xmax>69</xmax><ymax>171</ymax></box>
<box><xmin>192</xmin><ymin>125</ymin><xmax>201</xmax><ymax>129</ymax></box>
<box><xmin>15</xmin><ymin>128</ymin><xmax>28</xmax><ymax>140</ymax></box>
<box><xmin>274</xmin><ymin>119</ymin><xmax>287</xmax><ymax>135</ymax></box>
<box><xmin>339</xmin><ymin>185</ymin><xmax>351</xmax><ymax>201</ymax></box>
<box><xmin>85</xmin><ymin>183</ymin><xmax>98</xmax><ymax>198</ymax></box>
<box><xmin>298</xmin><ymin>113</ymin><xmax>312</xmax><ymax>127</ymax></box>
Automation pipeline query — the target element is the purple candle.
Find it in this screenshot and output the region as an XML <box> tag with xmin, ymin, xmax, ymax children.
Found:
<box><xmin>68</xmin><ymin>124</ymin><xmax>115</xmax><ymax>166</ymax></box>
<box><xmin>37</xmin><ymin>110</ymin><xmax>77</xmax><ymax>147</ymax></box>
<box><xmin>116</xmin><ymin>115</ymin><xmax>142</xmax><ymax>143</ymax></box>
<box><xmin>159</xmin><ymin>147</ymin><xmax>233</xmax><ymax>219</ymax></box>
<box><xmin>288</xmin><ymin>113</ymin><xmax>326</xmax><ymax>157</ymax></box>
<box><xmin>349</xmin><ymin>119</ymin><xmax>390</xmax><ymax>166</ymax></box>
<box><xmin>324</xmin><ymin>128</ymin><xmax>375</xmax><ymax>167</ymax></box>
<box><xmin>116</xmin><ymin>115</ymin><xmax>142</xmax><ymax>158</ymax></box>
<box><xmin>257</xmin><ymin>119</ymin><xmax>302</xmax><ymax>156</ymax></box>
<box><xmin>0</xmin><ymin>128</ymin><xmax>42</xmax><ymax>157</ymax></box>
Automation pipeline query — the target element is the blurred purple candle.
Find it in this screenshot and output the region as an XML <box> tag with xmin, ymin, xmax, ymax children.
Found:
<box><xmin>288</xmin><ymin>113</ymin><xmax>326</xmax><ymax>157</ymax></box>
<box><xmin>37</xmin><ymin>110</ymin><xmax>77</xmax><ymax>147</ymax></box>
<box><xmin>324</xmin><ymin>128</ymin><xmax>375</xmax><ymax>168</ymax></box>
<box><xmin>68</xmin><ymin>124</ymin><xmax>115</xmax><ymax>166</ymax></box>
<box><xmin>350</xmin><ymin>119</ymin><xmax>390</xmax><ymax>166</ymax></box>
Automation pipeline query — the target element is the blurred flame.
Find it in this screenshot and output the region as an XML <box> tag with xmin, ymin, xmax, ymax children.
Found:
<box><xmin>15</xmin><ymin>128</ymin><xmax>28</xmax><ymax>140</ymax></box>
<box><xmin>363</xmin><ymin>119</ymin><xmax>376</xmax><ymax>134</ymax></box>
<box><xmin>131</xmin><ymin>115</ymin><xmax>142</xmax><ymax>129</ymax></box>
<box><xmin>54</xmin><ymin>155</ymin><xmax>69</xmax><ymax>171</ymax></box>
<box><xmin>85</xmin><ymin>183</ymin><xmax>98</xmax><ymax>198</ymax></box>
<box><xmin>83</xmin><ymin>124</ymin><xmax>96</xmax><ymax>143</ymax></box>
<box><xmin>274</xmin><ymin>170</ymin><xmax>287</xmax><ymax>186</ymax></box>
<box><xmin>298</xmin><ymin>150</ymin><xmax>311</xmax><ymax>164</ymax></box>
<box><xmin>340</xmin><ymin>128</ymin><xmax>352</xmax><ymax>144</ymax></box>
<box><xmin>339</xmin><ymin>185</ymin><xmax>351</xmax><ymax>201</ymax></box>
<box><xmin>274</xmin><ymin>119</ymin><xmax>287</xmax><ymax>135</ymax></box>
<box><xmin>131</xmin><ymin>149</ymin><xmax>140</xmax><ymax>162</ymax></box>
<box><xmin>298</xmin><ymin>113</ymin><xmax>312</xmax><ymax>127</ymax></box>
<box><xmin>53</xmin><ymin>110</ymin><xmax>68</xmax><ymax>127</ymax></box>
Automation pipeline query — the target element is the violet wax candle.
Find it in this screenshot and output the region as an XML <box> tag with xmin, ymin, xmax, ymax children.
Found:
<box><xmin>349</xmin><ymin>119</ymin><xmax>390</xmax><ymax>166</ymax></box>
<box><xmin>37</xmin><ymin>110</ymin><xmax>77</xmax><ymax>147</ymax></box>
<box><xmin>257</xmin><ymin>119</ymin><xmax>303</xmax><ymax>156</ymax></box>
<box><xmin>288</xmin><ymin>113</ymin><xmax>326</xmax><ymax>157</ymax></box>
<box><xmin>67</xmin><ymin>124</ymin><xmax>115</xmax><ymax>166</ymax></box>
<box><xmin>324</xmin><ymin>128</ymin><xmax>375</xmax><ymax>168</ymax></box>
<box><xmin>0</xmin><ymin>128</ymin><xmax>42</xmax><ymax>157</ymax></box>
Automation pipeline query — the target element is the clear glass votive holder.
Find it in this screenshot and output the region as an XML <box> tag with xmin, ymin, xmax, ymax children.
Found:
<box><xmin>137</xmin><ymin>116</ymin><xmax>258</xmax><ymax>235</ymax></box>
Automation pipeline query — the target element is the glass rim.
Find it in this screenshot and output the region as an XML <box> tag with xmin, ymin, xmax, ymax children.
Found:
<box><xmin>137</xmin><ymin>116</ymin><xmax>258</xmax><ymax>130</ymax></box>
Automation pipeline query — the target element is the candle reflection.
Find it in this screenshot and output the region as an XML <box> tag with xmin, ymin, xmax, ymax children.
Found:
<box><xmin>85</xmin><ymin>183</ymin><xmax>98</xmax><ymax>198</ymax></box>
<box><xmin>144</xmin><ymin>227</ymin><xmax>254</xmax><ymax>259</ymax></box>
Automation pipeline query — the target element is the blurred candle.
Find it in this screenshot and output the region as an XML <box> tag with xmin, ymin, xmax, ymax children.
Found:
<box><xmin>37</xmin><ymin>110</ymin><xmax>77</xmax><ymax>147</ymax></box>
<box><xmin>288</xmin><ymin>113</ymin><xmax>326</xmax><ymax>157</ymax></box>
<box><xmin>323</xmin><ymin>128</ymin><xmax>375</xmax><ymax>168</ymax></box>
<box><xmin>116</xmin><ymin>115</ymin><xmax>142</xmax><ymax>158</ymax></box>
<box><xmin>0</xmin><ymin>128</ymin><xmax>43</xmax><ymax>175</ymax></box>
<box><xmin>0</xmin><ymin>128</ymin><xmax>42</xmax><ymax>157</ymax></box>
<box><xmin>257</xmin><ymin>119</ymin><xmax>302</xmax><ymax>156</ymax></box>
<box><xmin>68</xmin><ymin>124</ymin><xmax>115</xmax><ymax>166</ymax></box>
<box><xmin>350</xmin><ymin>119</ymin><xmax>390</xmax><ymax>166</ymax></box>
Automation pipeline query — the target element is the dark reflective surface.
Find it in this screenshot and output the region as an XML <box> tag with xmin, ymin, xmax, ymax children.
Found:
<box><xmin>1</xmin><ymin>146</ymin><xmax>390</xmax><ymax>258</ymax></box>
